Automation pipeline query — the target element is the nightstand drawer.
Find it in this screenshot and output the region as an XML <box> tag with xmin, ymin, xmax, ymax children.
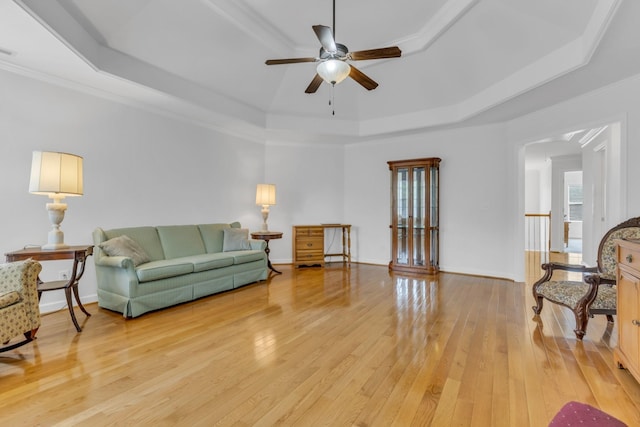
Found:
<box><xmin>295</xmin><ymin>250</ymin><xmax>323</xmax><ymax>261</ymax></box>
<box><xmin>296</xmin><ymin>237</ymin><xmax>323</xmax><ymax>250</ymax></box>
<box><xmin>296</xmin><ymin>251</ymin><xmax>324</xmax><ymax>264</ymax></box>
<box><xmin>295</xmin><ymin>227</ymin><xmax>324</xmax><ymax>237</ymax></box>
<box><xmin>619</xmin><ymin>244</ymin><xmax>640</xmax><ymax>272</ymax></box>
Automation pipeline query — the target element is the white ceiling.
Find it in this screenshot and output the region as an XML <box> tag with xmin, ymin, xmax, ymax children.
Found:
<box><xmin>1</xmin><ymin>0</ymin><xmax>638</xmax><ymax>142</ymax></box>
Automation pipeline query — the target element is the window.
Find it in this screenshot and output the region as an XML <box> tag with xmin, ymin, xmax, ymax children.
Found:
<box><xmin>568</xmin><ymin>184</ymin><xmax>583</xmax><ymax>221</ymax></box>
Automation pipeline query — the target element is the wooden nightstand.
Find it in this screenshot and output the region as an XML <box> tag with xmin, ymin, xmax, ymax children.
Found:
<box><xmin>292</xmin><ymin>224</ymin><xmax>351</xmax><ymax>268</ymax></box>
<box><xmin>293</xmin><ymin>226</ymin><xmax>325</xmax><ymax>267</ymax></box>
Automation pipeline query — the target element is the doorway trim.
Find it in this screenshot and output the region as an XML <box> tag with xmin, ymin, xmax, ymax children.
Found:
<box><xmin>511</xmin><ymin>114</ymin><xmax>627</xmax><ymax>282</ymax></box>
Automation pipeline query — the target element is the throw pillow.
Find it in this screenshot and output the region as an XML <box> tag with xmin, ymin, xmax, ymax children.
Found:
<box><xmin>223</xmin><ymin>228</ymin><xmax>251</xmax><ymax>252</ymax></box>
<box><xmin>99</xmin><ymin>235</ymin><xmax>151</xmax><ymax>266</ymax></box>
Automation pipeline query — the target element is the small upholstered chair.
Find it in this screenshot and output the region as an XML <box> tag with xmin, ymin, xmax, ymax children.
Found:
<box><xmin>532</xmin><ymin>217</ymin><xmax>640</xmax><ymax>340</ymax></box>
<box><xmin>0</xmin><ymin>259</ymin><xmax>42</xmax><ymax>352</ymax></box>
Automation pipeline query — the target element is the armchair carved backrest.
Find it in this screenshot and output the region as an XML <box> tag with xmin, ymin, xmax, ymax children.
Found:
<box><xmin>532</xmin><ymin>216</ymin><xmax>640</xmax><ymax>340</ymax></box>
<box><xmin>0</xmin><ymin>259</ymin><xmax>42</xmax><ymax>352</ymax></box>
<box><xmin>597</xmin><ymin>217</ymin><xmax>640</xmax><ymax>281</ymax></box>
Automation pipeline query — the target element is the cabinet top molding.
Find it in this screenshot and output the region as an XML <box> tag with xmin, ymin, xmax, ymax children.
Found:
<box><xmin>387</xmin><ymin>157</ymin><xmax>441</xmax><ymax>169</ymax></box>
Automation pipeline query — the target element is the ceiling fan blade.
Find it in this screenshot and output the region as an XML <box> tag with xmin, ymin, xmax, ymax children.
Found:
<box><xmin>349</xmin><ymin>65</ymin><xmax>378</xmax><ymax>91</ymax></box>
<box><xmin>350</xmin><ymin>46</ymin><xmax>402</xmax><ymax>61</ymax></box>
<box><xmin>265</xmin><ymin>57</ymin><xmax>317</xmax><ymax>65</ymax></box>
<box><xmin>305</xmin><ymin>74</ymin><xmax>324</xmax><ymax>94</ymax></box>
<box><xmin>312</xmin><ymin>25</ymin><xmax>337</xmax><ymax>53</ymax></box>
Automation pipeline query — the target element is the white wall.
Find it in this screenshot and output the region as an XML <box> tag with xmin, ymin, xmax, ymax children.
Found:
<box><xmin>263</xmin><ymin>142</ymin><xmax>345</xmax><ymax>264</ymax></box>
<box><xmin>342</xmin><ymin>73</ymin><xmax>640</xmax><ymax>282</ymax></box>
<box><xmin>344</xmin><ymin>124</ymin><xmax>512</xmax><ymax>278</ymax></box>
<box><xmin>0</xmin><ymin>69</ymin><xmax>266</xmax><ymax>312</ymax></box>
<box><xmin>5</xmin><ymin>63</ymin><xmax>640</xmax><ymax>314</ymax></box>
<box><xmin>525</xmin><ymin>169</ymin><xmax>541</xmax><ymax>213</ymax></box>
<box><xmin>581</xmin><ymin>124</ymin><xmax>620</xmax><ymax>264</ymax></box>
<box><xmin>525</xmin><ymin>162</ymin><xmax>552</xmax><ymax>216</ymax></box>
<box><xmin>524</xmin><ymin>167</ymin><xmax>551</xmax><ymax>252</ymax></box>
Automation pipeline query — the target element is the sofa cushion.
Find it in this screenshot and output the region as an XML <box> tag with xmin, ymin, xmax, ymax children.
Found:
<box><xmin>157</xmin><ymin>225</ymin><xmax>206</xmax><ymax>259</ymax></box>
<box><xmin>99</xmin><ymin>235</ymin><xmax>151</xmax><ymax>266</ymax></box>
<box><xmin>198</xmin><ymin>223</ymin><xmax>240</xmax><ymax>253</ymax></box>
<box><xmin>104</xmin><ymin>227</ymin><xmax>165</xmax><ymax>261</ymax></box>
<box><xmin>223</xmin><ymin>228</ymin><xmax>251</xmax><ymax>252</ymax></box>
<box><xmin>136</xmin><ymin>259</ymin><xmax>194</xmax><ymax>283</ymax></box>
<box><xmin>231</xmin><ymin>250</ymin><xmax>266</xmax><ymax>264</ymax></box>
<box><xmin>188</xmin><ymin>253</ymin><xmax>235</xmax><ymax>272</ymax></box>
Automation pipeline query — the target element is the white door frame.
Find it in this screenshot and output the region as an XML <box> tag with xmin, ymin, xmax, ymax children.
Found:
<box><xmin>511</xmin><ymin>117</ymin><xmax>627</xmax><ymax>282</ymax></box>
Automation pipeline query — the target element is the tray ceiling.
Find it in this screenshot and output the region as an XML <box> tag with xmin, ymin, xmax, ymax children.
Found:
<box><xmin>1</xmin><ymin>0</ymin><xmax>638</xmax><ymax>141</ymax></box>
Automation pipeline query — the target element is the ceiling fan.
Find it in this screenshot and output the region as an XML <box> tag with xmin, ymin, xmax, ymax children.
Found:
<box><xmin>265</xmin><ymin>0</ymin><xmax>401</xmax><ymax>94</ymax></box>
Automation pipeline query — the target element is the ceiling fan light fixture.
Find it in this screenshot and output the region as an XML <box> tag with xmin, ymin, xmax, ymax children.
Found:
<box><xmin>317</xmin><ymin>59</ymin><xmax>350</xmax><ymax>85</ymax></box>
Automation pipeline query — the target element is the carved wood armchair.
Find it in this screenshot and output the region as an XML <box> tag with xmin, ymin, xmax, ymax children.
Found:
<box><xmin>0</xmin><ymin>259</ymin><xmax>42</xmax><ymax>352</ymax></box>
<box><xmin>532</xmin><ymin>217</ymin><xmax>640</xmax><ymax>340</ymax></box>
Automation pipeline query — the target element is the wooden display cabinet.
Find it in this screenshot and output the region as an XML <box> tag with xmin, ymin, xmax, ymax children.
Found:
<box><xmin>388</xmin><ymin>158</ymin><xmax>440</xmax><ymax>274</ymax></box>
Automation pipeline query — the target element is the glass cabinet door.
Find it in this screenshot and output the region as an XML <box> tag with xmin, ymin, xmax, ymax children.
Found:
<box><xmin>429</xmin><ymin>164</ymin><xmax>439</xmax><ymax>270</ymax></box>
<box><xmin>395</xmin><ymin>167</ymin><xmax>409</xmax><ymax>265</ymax></box>
<box><xmin>412</xmin><ymin>166</ymin><xmax>425</xmax><ymax>266</ymax></box>
<box><xmin>388</xmin><ymin>158</ymin><xmax>440</xmax><ymax>274</ymax></box>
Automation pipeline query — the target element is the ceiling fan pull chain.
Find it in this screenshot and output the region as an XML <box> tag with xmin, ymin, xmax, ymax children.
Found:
<box><xmin>330</xmin><ymin>83</ymin><xmax>336</xmax><ymax>116</ymax></box>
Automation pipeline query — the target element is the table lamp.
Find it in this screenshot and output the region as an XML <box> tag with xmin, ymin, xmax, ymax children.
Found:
<box><xmin>29</xmin><ymin>151</ymin><xmax>83</xmax><ymax>249</ymax></box>
<box><xmin>256</xmin><ymin>184</ymin><xmax>276</xmax><ymax>232</ymax></box>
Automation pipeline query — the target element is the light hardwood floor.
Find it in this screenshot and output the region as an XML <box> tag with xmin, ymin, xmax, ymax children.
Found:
<box><xmin>1</xmin><ymin>262</ymin><xmax>639</xmax><ymax>426</ymax></box>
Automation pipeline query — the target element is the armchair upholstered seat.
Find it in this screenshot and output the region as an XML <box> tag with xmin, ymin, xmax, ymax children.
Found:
<box><xmin>532</xmin><ymin>217</ymin><xmax>640</xmax><ymax>340</ymax></box>
<box><xmin>0</xmin><ymin>259</ymin><xmax>42</xmax><ymax>352</ymax></box>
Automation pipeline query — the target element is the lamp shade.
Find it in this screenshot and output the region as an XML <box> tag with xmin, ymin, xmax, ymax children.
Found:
<box><xmin>29</xmin><ymin>151</ymin><xmax>83</xmax><ymax>197</ymax></box>
<box><xmin>316</xmin><ymin>59</ymin><xmax>350</xmax><ymax>85</ymax></box>
<box><xmin>256</xmin><ymin>184</ymin><xmax>276</xmax><ymax>206</ymax></box>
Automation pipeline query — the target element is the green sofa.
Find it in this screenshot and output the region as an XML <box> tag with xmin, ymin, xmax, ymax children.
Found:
<box><xmin>92</xmin><ymin>222</ymin><xmax>268</xmax><ymax>318</ymax></box>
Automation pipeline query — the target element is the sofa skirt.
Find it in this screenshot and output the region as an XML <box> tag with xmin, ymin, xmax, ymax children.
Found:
<box><xmin>97</xmin><ymin>260</ymin><xmax>268</xmax><ymax>318</ymax></box>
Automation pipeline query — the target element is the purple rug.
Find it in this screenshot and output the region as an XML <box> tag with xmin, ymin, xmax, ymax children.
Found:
<box><xmin>549</xmin><ymin>401</ymin><xmax>627</xmax><ymax>427</ymax></box>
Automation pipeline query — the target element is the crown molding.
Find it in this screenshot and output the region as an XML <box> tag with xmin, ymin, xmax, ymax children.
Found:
<box><xmin>200</xmin><ymin>0</ymin><xmax>300</xmax><ymax>57</ymax></box>
<box><xmin>0</xmin><ymin>57</ymin><xmax>268</xmax><ymax>144</ymax></box>
<box><xmin>390</xmin><ymin>0</ymin><xmax>479</xmax><ymax>55</ymax></box>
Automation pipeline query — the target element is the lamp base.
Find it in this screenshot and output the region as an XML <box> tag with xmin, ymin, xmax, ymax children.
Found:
<box><xmin>261</xmin><ymin>205</ymin><xmax>270</xmax><ymax>232</ymax></box>
<box><xmin>43</xmin><ymin>202</ymin><xmax>69</xmax><ymax>250</ymax></box>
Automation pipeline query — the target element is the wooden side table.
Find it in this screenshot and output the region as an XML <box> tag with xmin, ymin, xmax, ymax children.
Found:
<box><xmin>5</xmin><ymin>245</ymin><xmax>94</xmax><ymax>332</ymax></box>
<box><xmin>250</xmin><ymin>231</ymin><xmax>283</xmax><ymax>275</ymax></box>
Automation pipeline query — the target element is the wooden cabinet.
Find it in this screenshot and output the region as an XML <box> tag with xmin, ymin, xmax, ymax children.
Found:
<box><xmin>388</xmin><ymin>158</ymin><xmax>440</xmax><ymax>274</ymax></box>
<box><xmin>293</xmin><ymin>226</ymin><xmax>325</xmax><ymax>267</ymax></box>
<box><xmin>615</xmin><ymin>239</ymin><xmax>640</xmax><ymax>384</ymax></box>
